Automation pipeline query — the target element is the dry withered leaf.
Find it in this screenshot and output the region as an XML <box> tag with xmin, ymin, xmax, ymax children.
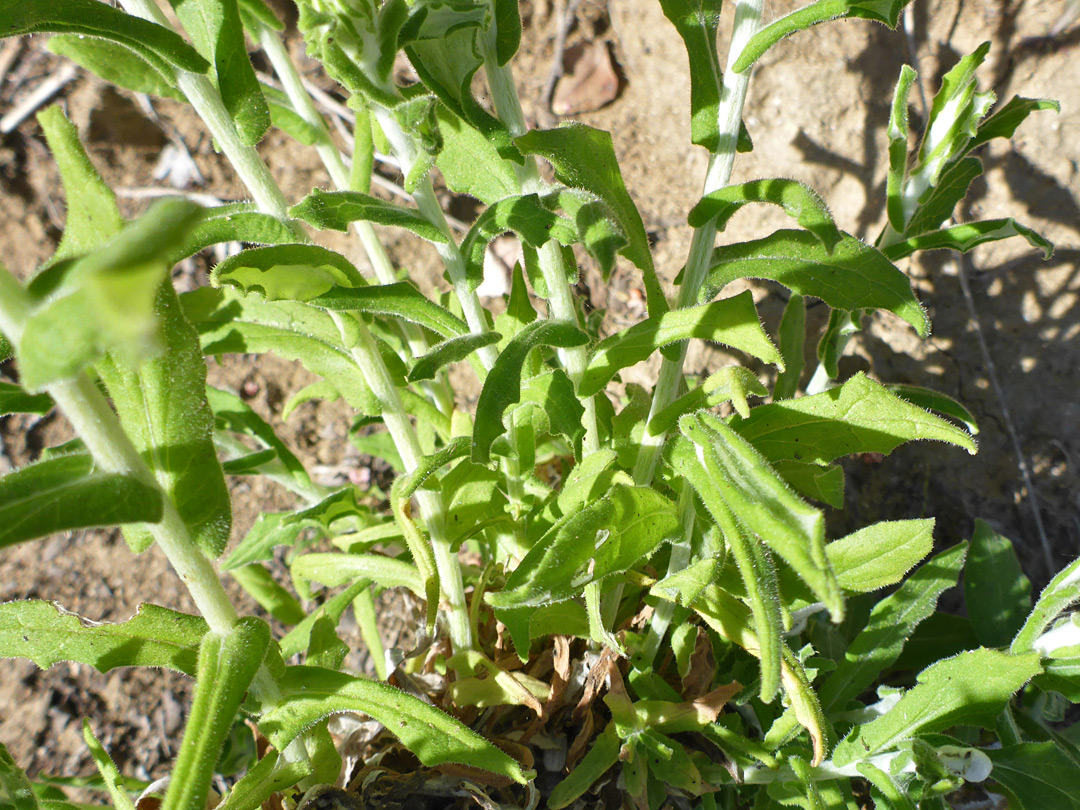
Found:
<box><xmin>681</xmin><ymin>626</ymin><xmax>717</xmax><ymax>699</ymax></box>
<box><xmin>551</xmin><ymin>41</ymin><xmax>620</xmax><ymax>115</ymax></box>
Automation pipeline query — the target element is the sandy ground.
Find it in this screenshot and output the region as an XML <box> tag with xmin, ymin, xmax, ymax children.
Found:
<box><xmin>1</xmin><ymin>0</ymin><xmax>1077</xmax><ymax>789</ymax></box>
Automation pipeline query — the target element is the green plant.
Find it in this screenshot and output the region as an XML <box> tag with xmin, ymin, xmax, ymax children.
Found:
<box><xmin>0</xmin><ymin>1</ymin><xmax>1075</xmax><ymax>809</ymax></box>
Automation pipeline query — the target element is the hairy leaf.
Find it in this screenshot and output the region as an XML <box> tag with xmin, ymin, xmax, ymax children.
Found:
<box><xmin>886</xmin><ymin>65</ymin><xmax>917</xmax><ymax>231</ymax></box>
<box><xmin>967</xmin><ymin>96</ymin><xmax>1061</xmax><ymax>153</ymax></box>
<box><xmin>829</xmin><ymin>519</ymin><xmax>935</xmax><ymax>593</ymax></box>
<box><xmin>408</xmin><ymin>332</ymin><xmax>500</xmax><ymax>382</ymax></box>
<box><xmin>487</xmin><ymin>483</ymin><xmax>680</xmax><ymax>608</ymax></box>
<box><xmin>0</xmin><ymin>601</ymin><xmax>207</xmax><ymax>676</ymax></box>
<box><xmin>258</xmin><ymin>665</ymin><xmax>530</xmax><ymax>783</ymax></box>
<box><xmin>1012</xmin><ymin>555</ymin><xmax>1080</xmax><ymax>654</ymax></box>
<box><xmin>306</xmin><ymin>284</ymin><xmax>468</xmax><ymax>339</ymax></box>
<box><xmin>731</xmin><ymin>372</ymin><xmax>977</xmax><ymax>463</ymax></box>
<box><xmin>647</xmin><ymin>366</ymin><xmax>768</xmax><ymax>436</ymax></box>
<box><xmin>774</xmin><ymin>292</ymin><xmax>806</xmax><ymax>400</ymax></box>
<box><xmin>163</xmin><ymin>618</ymin><xmax>269</xmax><ymax>810</ymax></box>
<box><xmin>887</xmin><ymin>384</ymin><xmax>979</xmax><ymax>434</ymax></box>
<box><xmin>733</xmin><ymin>0</ymin><xmax>914</xmax><ymax>73</ymax></box>
<box><xmin>771</xmin><ymin>459</ymin><xmax>844</xmax><ymax>508</ymax></box>
<box><xmin>882</xmin><ymin>218</ymin><xmax>1053</xmax><ymax>261</ymax></box>
<box><xmin>434</xmin><ymin>104</ymin><xmax>517</xmax><ymax>205</ymax></box>
<box><xmin>690</xmin><ymin>179</ymin><xmax>840</xmax><ymax>251</ymax></box>
<box><xmin>290</xmin><ymin>189</ymin><xmax>448</xmax><ymax>242</ymax></box>
<box><xmin>47</xmin><ymin>34</ymin><xmax>184</xmax><ymax>101</ymax></box>
<box><xmin>705</xmin><ymin>230</ymin><xmax>929</xmax><ymax>336</ymax></box>
<box><xmin>902</xmin><ymin>156</ymin><xmax>984</xmax><ymax>238</ymax></box>
<box><xmin>212</xmin><ymin>244</ymin><xmax>367</xmax><ymax>298</ymax></box>
<box><xmin>472</xmin><ymin>320</ymin><xmax>588</xmax><ymax>463</ymax></box>
<box><xmin>580</xmin><ymin>290</ymin><xmax>781</xmax><ymax>397</ymax></box>
<box><xmin>831</xmin><ymin>648</ymin><xmax>1041</xmax><ymax>766</ymax></box>
<box><xmin>516</xmin><ymin>124</ymin><xmax>667</xmax><ymax>314</ymax></box>
<box><xmin>174</xmin><ymin>203</ymin><xmax>298</xmax><ymax>263</ymax></box>
<box><xmin>291</xmin><ymin>553</ymin><xmax>424</xmax><ymax>596</ymax></box>
<box><xmin>0</xmin><ymin>455</ymin><xmax>163</xmax><ymax>550</ymax></box>
<box><xmin>817</xmin><ymin>542</ymin><xmax>967</xmax><ymax>714</ymax></box>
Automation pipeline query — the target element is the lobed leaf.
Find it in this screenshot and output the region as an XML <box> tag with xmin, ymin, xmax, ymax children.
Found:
<box><xmin>882</xmin><ymin>218</ymin><xmax>1053</xmax><ymax>261</ymax></box>
<box><xmin>580</xmin><ymin>290</ymin><xmax>782</xmax><ymax>397</ymax></box>
<box><xmin>487</xmin><ymin>483</ymin><xmax>680</xmax><ymax>608</ymax></box>
<box><xmin>733</xmin><ymin>0</ymin><xmax>915</xmax><ymax>73</ymax></box>
<box><xmin>472</xmin><ymin>320</ymin><xmax>588</xmax><ymax>463</ymax></box>
<box><xmin>258</xmin><ymin>665</ymin><xmax>530</xmax><ymax>783</ymax></box>
<box><xmin>817</xmin><ymin>541</ymin><xmax>967</xmax><ymax>714</ymax></box>
<box><xmin>965</xmin><ymin>520</ymin><xmax>1031</xmax><ymax>648</ymax></box>
<box><xmin>289</xmin><ymin>189</ymin><xmax>448</xmax><ymax>242</ymax></box>
<box><xmin>689</xmin><ymin>179</ymin><xmax>840</xmax><ymax>251</ymax></box>
<box><xmin>516</xmin><ymin>124</ymin><xmax>667</xmax><ymax>314</ymax></box>
<box><xmin>831</xmin><ymin>648</ymin><xmax>1041</xmax><ymax>766</ymax></box>
<box><xmin>0</xmin><ymin>455</ymin><xmax>163</xmax><ymax>550</ymax></box>
<box><xmin>731</xmin><ymin>372</ymin><xmax>977</xmax><ymax>464</ymax></box>
<box><xmin>704</xmin><ymin>230</ymin><xmax>930</xmax><ymax>337</ymax></box>
<box><xmin>0</xmin><ymin>601</ymin><xmax>207</xmax><ymax>677</ymax></box>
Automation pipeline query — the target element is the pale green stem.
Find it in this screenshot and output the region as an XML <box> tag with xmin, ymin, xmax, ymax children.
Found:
<box><xmin>634</xmin><ymin>0</ymin><xmax>765</xmax><ymax>487</ymax></box>
<box><xmin>256</xmin><ymin>27</ymin><xmax>455</xmax><ymax>417</ymax></box>
<box><xmin>637</xmin><ymin>486</ymin><xmax>695</xmax><ymax>664</ymax></box>
<box><xmin>480</xmin><ymin>36</ymin><xmax>600</xmax><ymax>454</ymax></box>
<box><xmin>118</xmin><ymin>0</ymin><xmax>290</xmax><ymax>221</ymax></box>
<box><xmin>330</xmin><ymin>312</ymin><xmax>473</xmax><ymax>650</ymax></box>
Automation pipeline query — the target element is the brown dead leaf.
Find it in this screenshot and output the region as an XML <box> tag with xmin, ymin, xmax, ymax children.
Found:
<box><xmin>566</xmin><ymin>708</ymin><xmax>597</xmax><ymax>770</ymax></box>
<box><xmin>551</xmin><ymin>41</ymin><xmax>620</xmax><ymax>115</ymax></box>
<box><xmin>691</xmin><ymin>681</ymin><xmax>743</xmax><ymax>724</ymax></box>
<box><xmin>681</xmin><ymin>626</ymin><xmax>717</xmax><ymax>699</ymax></box>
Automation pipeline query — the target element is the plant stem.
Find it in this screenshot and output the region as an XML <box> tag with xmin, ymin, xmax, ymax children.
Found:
<box><xmin>256</xmin><ymin>27</ymin><xmax>455</xmax><ymax>417</ymax></box>
<box><xmin>118</xmin><ymin>0</ymin><xmax>290</xmax><ymax>221</ymax></box>
<box><xmin>331</xmin><ymin>312</ymin><xmax>473</xmax><ymax>650</ymax></box>
<box><xmin>480</xmin><ymin>37</ymin><xmax>600</xmax><ymax>454</ymax></box>
<box><xmin>634</xmin><ymin>0</ymin><xmax>766</xmax><ymax>486</ymax></box>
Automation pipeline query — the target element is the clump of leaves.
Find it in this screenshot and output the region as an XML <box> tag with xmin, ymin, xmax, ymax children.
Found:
<box><xmin>0</xmin><ymin>1</ymin><xmax>1075</xmax><ymax>810</ymax></box>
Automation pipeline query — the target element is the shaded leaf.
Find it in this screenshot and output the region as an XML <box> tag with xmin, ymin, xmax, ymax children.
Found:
<box><xmin>0</xmin><ymin>382</ymin><xmax>53</xmax><ymax>416</ymax></box>
<box><xmin>289</xmin><ymin>189</ymin><xmax>448</xmax><ymax>242</ymax></box>
<box><xmin>985</xmin><ymin>743</ymin><xmax>1080</xmax><ymax>810</ymax></box>
<box><xmin>887</xmin><ymin>384</ymin><xmax>978</xmax><ymax>434</ymax></box>
<box><xmin>408</xmin><ymin>332</ymin><xmax>501</xmax><ymax>381</ymax></box>
<box><xmin>882</xmin><ymin>218</ymin><xmax>1053</xmax><ymax>261</ymax></box>
<box><xmin>965</xmin><ymin>520</ymin><xmax>1031</xmax><ymax>648</ymax></box>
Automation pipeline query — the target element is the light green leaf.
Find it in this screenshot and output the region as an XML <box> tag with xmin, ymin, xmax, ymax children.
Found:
<box><xmin>20</xmin><ymin>201</ymin><xmax>194</xmax><ymax>390</ymax></box>
<box><xmin>222</xmin><ymin>512</ymin><xmax>312</xmax><ymax>571</ymax></box>
<box><xmin>676</xmin><ymin>411</ymin><xmax>841</xmax><ymax>618</ymax></box>
<box><xmin>657</xmin><ymin>0</ymin><xmax>723</xmax><ymax>151</ymax></box>
<box><xmin>47</xmin><ymin>34</ymin><xmax>184</xmax><ymax>101</ymax></box>
<box><xmin>82</xmin><ymin>723</ymin><xmax>137</xmax><ymax>810</ymax></box>
<box><xmin>985</xmin><ymin>743</ymin><xmax>1080</xmax><ymax>810</ymax></box>
<box><xmin>1012</xmin><ymin>554</ymin><xmax>1080</xmax><ymax>654</ymax></box>
<box><xmin>0</xmin><ymin>600</ymin><xmax>206</xmax><ymax>676</ymax></box>
<box><xmin>408</xmin><ymin>332</ymin><xmax>501</xmax><ymax>382</ymax></box>
<box><xmin>472</xmin><ymin>320</ymin><xmax>588</xmax><ymax>463</ymax></box>
<box><xmin>902</xmin><ymin>156</ymin><xmax>984</xmax><ymax>238</ymax></box>
<box><xmin>306</xmin><ymin>283</ymin><xmax>469</xmax><ymax>339</ymax></box>
<box><xmin>830</xmin><ymin>519</ymin><xmax>935</xmax><ymax>593</ymax></box>
<box><xmin>96</xmin><ymin>277</ymin><xmax>232</xmax><ymax>557</ymax></box>
<box><xmin>733</xmin><ymin>0</ymin><xmax>914</xmax><ymax>73</ymax></box>
<box><xmin>173</xmin><ymin>203</ymin><xmax>298</xmax><ymax>264</ymax></box>
<box><xmin>518</xmin><ymin>369</ymin><xmax>587</xmax><ymax>459</ymax></box>
<box><xmin>817</xmin><ymin>542</ymin><xmax>967</xmax><ymax>715</ymax></box>
<box><xmin>213</xmin><ymin>751</ymin><xmax>309</xmax><ymax>810</ymax></box>
<box><xmin>887</xmin><ymin>384</ymin><xmax>979</xmax><ymax>434</ymax></box>
<box><xmin>548</xmin><ymin>725</ymin><xmax>620</xmax><ymax>810</ymax></box>
<box><xmin>516</xmin><ymin>123</ymin><xmax>667</xmax><ymax>315</ymax></box>
<box><xmin>36</xmin><ymin>104</ymin><xmax>124</xmax><ymax>263</ymax></box>
<box><xmin>882</xmin><ymin>218</ymin><xmax>1054</xmax><ymax>261</ymax></box>
<box><xmin>166</xmin><ymin>0</ymin><xmax>269</xmax><ymax>145</ymax></box>
<box><xmin>207</xmin><ymin>386</ymin><xmax>315</xmax><ymax>496</ymax></box>
<box><xmin>543</xmin><ymin>189</ymin><xmax>628</xmax><ymax>280</ymax></box>
<box><xmin>690</xmin><ymin>179</ymin><xmax>840</xmax><ymax>251</ymax></box>
<box><xmin>487</xmin><ymin>483</ymin><xmax>680</xmax><ymax>608</ymax></box>
<box><xmin>0</xmin><ymin>382</ymin><xmax>53</xmax><ymax>416</ymax></box>
<box><xmin>261</xmin><ymin>83</ymin><xmax>321</xmax><ymax>146</ymax></box>
<box><xmin>0</xmin><ymin>455</ymin><xmax>163</xmax><ymax>550</ymax></box>
<box><xmin>0</xmin><ymin>0</ymin><xmax>209</xmax><ymax>79</ymax></box>
<box><xmin>731</xmin><ymin>372</ymin><xmax>977</xmax><ymax>464</ymax></box>
<box><xmin>229</xmin><ymin>564</ymin><xmax>305</xmax><ymax>626</ymax></box>
<box><xmin>858</xmin><ymin>762</ymin><xmax>915</xmax><ymax>810</ymax></box>
<box><xmin>434</xmin><ymin>104</ymin><xmax>518</xmax><ymax>205</ymax></box>
<box><xmin>580</xmin><ymin>290</ymin><xmax>781</xmax><ymax>397</ymax></box>
<box><xmin>182</xmin><ymin>286</ymin><xmax>379</xmax><ymax>414</ymax></box>
<box><xmin>832</xmin><ymin>648</ymin><xmax>1041</xmax><ymax>766</ymax></box>
<box><xmin>258</xmin><ymin>665</ymin><xmax>530</xmax><ymax>783</ymax></box>
<box><xmin>967</xmin><ymin>96</ymin><xmax>1060</xmax><ymax>153</ymax></box>
<box><xmin>886</xmin><ymin>65</ymin><xmax>917</xmax><ymax>232</ymax></box>
<box><xmin>212</xmin><ymin>243</ymin><xmax>367</xmax><ymax>299</ymax></box>
<box><xmin>460</xmin><ymin>194</ymin><xmax>572</xmax><ymax>290</ymax></box>
<box><xmin>292</xmin><ymin>553</ymin><xmax>424</xmax><ymax>596</ymax></box>
<box><xmin>0</xmin><ymin>743</ymin><xmax>37</xmax><ymax>810</ymax></box>
<box><xmin>965</xmin><ymin>520</ymin><xmax>1032</xmax><ymax>648</ymax></box>
<box><xmin>705</xmin><ymin>230</ymin><xmax>930</xmax><ymax>337</ymax></box>
<box><xmin>815</xmin><ymin>307</ymin><xmax>861</xmax><ymax>380</ymax></box>
<box><xmin>163</xmin><ymin>618</ymin><xmax>270</xmax><ymax>810</ymax></box>
<box><xmin>774</xmin><ymin>292</ymin><xmax>806</xmax><ymax>400</ymax></box>
<box><xmin>289</xmin><ymin>189</ymin><xmax>448</xmax><ymax>242</ymax></box>
<box><xmin>278</xmin><ymin>580</ymin><xmax>368</xmax><ymax>661</ymax></box>
<box><xmin>647</xmin><ymin>366</ymin><xmax>768</xmax><ymax>436</ymax></box>
<box><xmin>771</xmin><ymin>459</ymin><xmax>844</xmax><ymax>508</ymax></box>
